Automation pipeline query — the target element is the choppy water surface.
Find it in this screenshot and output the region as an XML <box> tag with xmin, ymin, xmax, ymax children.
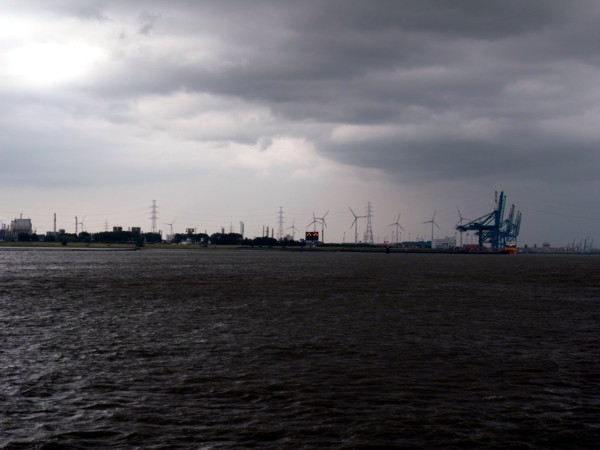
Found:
<box><xmin>1</xmin><ymin>249</ymin><xmax>599</xmax><ymax>449</ymax></box>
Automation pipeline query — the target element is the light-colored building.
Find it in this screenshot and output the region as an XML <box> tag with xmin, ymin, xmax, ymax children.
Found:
<box><xmin>9</xmin><ymin>217</ymin><xmax>33</xmax><ymax>239</ymax></box>
<box><xmin>433</xmin><ymin>236</ymin><xmax>456</xmax><ymax>250</ymax></box>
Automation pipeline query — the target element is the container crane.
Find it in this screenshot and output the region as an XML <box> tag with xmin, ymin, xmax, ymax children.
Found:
<box><xmin>456</xmin><ymin>191</ymin><xmax>522</xmax><ymax>251</ymax></box>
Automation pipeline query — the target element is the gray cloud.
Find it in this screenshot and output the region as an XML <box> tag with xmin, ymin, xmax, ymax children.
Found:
<box><xmin>2</xmin><ymin>0</ymin><xmax>600</xmax><ymax>243</ymax></box>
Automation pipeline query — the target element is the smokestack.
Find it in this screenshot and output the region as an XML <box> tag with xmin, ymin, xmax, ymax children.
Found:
<box><xmin>54</xmin><ymin>213</ymin><xmax>56</xmax><ymax>234</ymax></box>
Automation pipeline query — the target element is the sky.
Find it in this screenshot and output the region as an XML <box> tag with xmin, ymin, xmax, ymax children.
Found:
<box><xmin>1</xmin><ymin>0</ymin><xmax>599</xmax><ymax>247</ymax></box>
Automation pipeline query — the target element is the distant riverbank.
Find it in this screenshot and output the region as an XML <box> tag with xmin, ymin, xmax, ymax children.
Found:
<box><xmin>0</xmin><ymin>241</ymin><xmax>478</xmax><ymax>254</ymax></box>
<box><xmin>3</xmin><ymin>241</ymin><xmax>595</xmax><ymax>255</ymax></box>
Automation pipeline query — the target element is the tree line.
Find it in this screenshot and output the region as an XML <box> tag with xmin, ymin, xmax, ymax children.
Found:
<box><xmin>15</xmin><ymin>230</ymin><xmax>306</xmax><ymax>247</ymax></box>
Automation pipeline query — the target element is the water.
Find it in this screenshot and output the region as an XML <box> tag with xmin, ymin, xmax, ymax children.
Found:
<box><xmin>1</xmin><ymin>249</ymin><xmax>599</xmax><ymax>449</ymax></box>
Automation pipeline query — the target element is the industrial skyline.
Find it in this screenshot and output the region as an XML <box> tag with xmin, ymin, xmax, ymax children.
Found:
<box><xmin>0</xmin><ymin>192</ymin><xmax>595</xmax><ymax>249</ymax></box>
<box><xmin>2</xmin><ymin>195</ymin><xmax>598</xmax><ymax>251</ymax></box>
<box><xmin>1</xmin><ymin>1</ymin><xmax>600</xmax><ymax>247</ymax></box>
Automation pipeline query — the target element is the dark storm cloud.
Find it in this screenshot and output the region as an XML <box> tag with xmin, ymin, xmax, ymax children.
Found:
<box><xmin>5</xmin><ymin>0</ymin><xmax>600</xmax><ymax>188</ymax></box>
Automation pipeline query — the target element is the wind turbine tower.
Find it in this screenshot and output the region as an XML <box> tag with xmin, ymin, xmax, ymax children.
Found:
<box><xmin>315</xmin><ymin>210</ymin><xmax>328</xmax><ymax>244</ymax></box>
<box><xmin>455</xmin><ymin>207</ymin><xmax>470</xmax><ymax>247</ymax></box>
<box><xmin>349</xmin><ymin>207</ymin><xmax>366</xmax><ymax>244</ymax></box>
<box><xmin>388</xmin><ymin>213</ymin><xmax>404</xmax><ymax>245</ymax></box>
<box><xmin>78</xmin><ymin>216</ymin><xmax>86</xmax><ymax>233</ymax></box>
<box><xmin>423</xmin><ymin>211</ymin><xmax>440</xmax><ymax>247</ymax></box>
<box><xmin>164</xmin><ymin>218</ymin><xmax>176</xmax><ymax>236</ymax></box>
<box><xmin>308</xmin><ymin>212</ymin><xmax>319</xmax><ymax>232</ymax></box>
<box><xmin>364</xmin><ymin>202</ymin><xmax>374</xmax><ymax>245</ymax></box>
<box><xmin>286</xmin><ymin>218</ymin><xmax>299</xmax><ymax>240</ymax></box>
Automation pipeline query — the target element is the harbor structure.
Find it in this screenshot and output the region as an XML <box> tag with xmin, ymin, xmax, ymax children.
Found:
<box><xmin>456</xmin><ymin>191</ymin><xmax>522</xmax><ymax>251</ymax></box>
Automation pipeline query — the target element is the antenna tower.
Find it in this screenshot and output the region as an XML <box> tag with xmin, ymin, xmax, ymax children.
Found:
<box><xmin>150</xmin><ymin>200</ymin><xmax>158</xmax><ymax>233</ymax></box>
<box><xmin>277</xmin><ymin>207</ymin><xmax>284</xmax><ymax>240</ymax></box>
<box><xmin>364</xmin><ymin>202</ymin><xmax>374</xmax><ymax>244</ymax></box>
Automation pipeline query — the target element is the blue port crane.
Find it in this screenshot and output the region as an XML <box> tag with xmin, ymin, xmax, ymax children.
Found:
<box><xmin>456</xmin><ymin>191</ymin><xmax>522</xmax><ymax>251</ymax></box>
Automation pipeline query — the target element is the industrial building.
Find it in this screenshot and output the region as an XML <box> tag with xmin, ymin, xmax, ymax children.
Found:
<box><xmin>433</xmin><ymin>237</ymin><xmax>456</xmax><ymax>250</ymax></box>
<box><xmin>1</xmin><ymin>217</ymin><xmax>33</xmax><ymax>240</ymax></box>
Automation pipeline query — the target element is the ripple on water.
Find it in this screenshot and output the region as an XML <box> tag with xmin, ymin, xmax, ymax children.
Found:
<box><xmin>1</xmin><ymin>251</ymin><xmax>599</xmax><ymax>448</ymax></box>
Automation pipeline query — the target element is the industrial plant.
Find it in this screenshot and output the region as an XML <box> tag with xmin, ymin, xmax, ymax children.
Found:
<box><xmin>0</xmin><ymin>191</ymin><xmax>597</xmax><ymax>253</ymax></box>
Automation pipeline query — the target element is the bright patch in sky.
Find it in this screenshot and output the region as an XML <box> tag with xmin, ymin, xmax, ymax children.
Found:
<box><xmin>4</xmin><ymin>42</ymin><xmax>105</xmax><ymax>86</ymax></box>
<box><xmin>1</xmin><ymin>1</ymin><xmax>599</xmax><ymax>246</ymax></box>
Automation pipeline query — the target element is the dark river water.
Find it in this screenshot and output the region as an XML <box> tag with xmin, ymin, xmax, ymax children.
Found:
<box><xmin>1</xmin><ymin>249</ymin><xmax>599</xmax><ymax>449</ymax></box>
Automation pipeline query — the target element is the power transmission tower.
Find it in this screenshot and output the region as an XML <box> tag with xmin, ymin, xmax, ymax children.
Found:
<box><xmin>150</xmin><ymin>200</ymin><xmax>158</xmax><ymax>233</ymax></box>
<box><xmin>364</xmin><ymin>202</ymin><xmax>374</xmax><ymax>245</ymax></box>
<box><xmin>277</xmin><ymin>206</ymin><xmax>284</xmax><ymax>240</ymax></box>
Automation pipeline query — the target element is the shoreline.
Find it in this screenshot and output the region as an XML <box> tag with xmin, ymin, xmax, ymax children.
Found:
<box><xmin>1</xmin><ymin>241</ymin><xmax>597</xmax><ymax>255</ymax></box>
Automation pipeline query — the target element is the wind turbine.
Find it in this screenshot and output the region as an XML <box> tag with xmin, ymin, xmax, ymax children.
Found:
<box><xmin>455</xmin><ymin>207</ymin><xmax>470</xmax><ymax>247</ymax></box>
<box><xmin>286</xmin><ymin>218</ymin><xmax>299</xmax><ymax>240</ymax></box>
<box><xmin>387</xmin><ymin>213</ymin><xmax>404</xmax><ymax>245</ymax></box>
<box><xmin>349</xmin><ymin>207</ymin><xmax>366</xmax><ymax>244</ymax></box>
<box><xmin>78</xmin><ymin>216</ymin><xmax>87</xmax><ymax>233</ymax></box>
<box><xmin>164</xmin><ymin>218</ymin><xmax>176</xmax><ymax>236</ymax></box>
<box><xmin>422</xmin><ymin>210</ymin><xmax>440</xmax><ymax>247</ymax></box>
<box><xmin>314</xmin><ymin>210</ymin><xmax>328</xmax><ymax>244</ymax></box>
<box><xmin>307</xmin><ymin>212</ymin><xmax>319</xmax><ymax>232</ymax></box>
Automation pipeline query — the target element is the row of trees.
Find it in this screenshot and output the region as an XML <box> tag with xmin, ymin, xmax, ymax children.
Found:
<box><xmin>14</xmin><ymin>230</ymin><xmax>307</xmax><ymax>247</ymax></box>
<box><xmin>33</xmin><ymin>231</ymin><xmax>162</xmax><ymax>245</ymax></box>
